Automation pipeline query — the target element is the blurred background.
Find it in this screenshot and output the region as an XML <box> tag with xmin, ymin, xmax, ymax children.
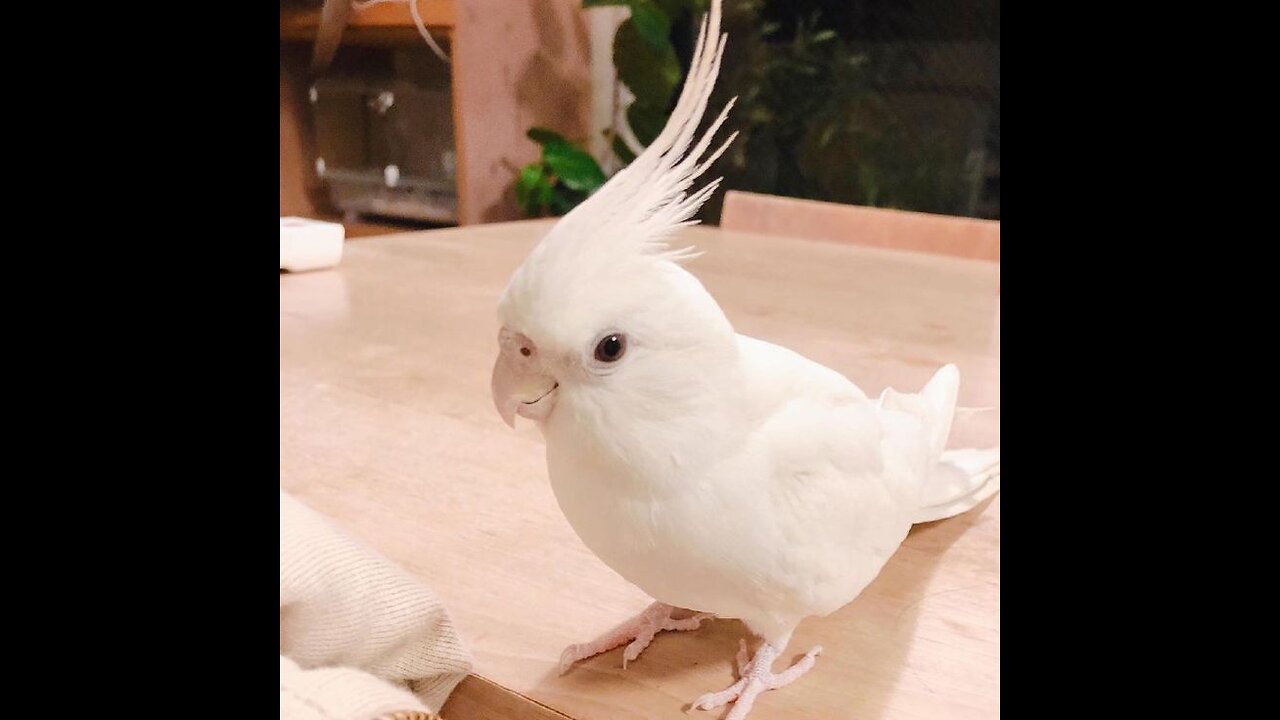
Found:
<box><xmin>280</xmin><ymin>0</ymin><xmax>999</xmax><ymax>236</ymax></box>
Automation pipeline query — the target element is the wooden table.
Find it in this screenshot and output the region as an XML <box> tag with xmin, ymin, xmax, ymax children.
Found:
<box><xmin>280</xmin><ymin>219</ymin><xmax>1001</xmax><ymax>719</ymax></box>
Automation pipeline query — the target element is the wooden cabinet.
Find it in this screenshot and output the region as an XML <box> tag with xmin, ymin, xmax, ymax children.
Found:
<box><xmin>280</xmin><ymin>1</ymin><xmax>457</xmax><ymax>42</ymax></box>
<box><xmin>280</xmin><ymin>1</ymin><xmax>591</xmax><ymax>227</ymax></box>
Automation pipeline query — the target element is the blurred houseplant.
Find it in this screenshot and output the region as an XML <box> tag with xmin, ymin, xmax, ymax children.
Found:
<box><xmin>711</xmin><ymin>0</ymin><xmax>996</xmax><ymax>220</ymax></box>
<box><xmin>516</xmin><ymin>0</ymin><xmax>998</xmax><ymax>220</ymax></box>
<box><xmin>516</xmin><ymin>0</ymin><xmax>708</xmax><ymax>217</ymax></box>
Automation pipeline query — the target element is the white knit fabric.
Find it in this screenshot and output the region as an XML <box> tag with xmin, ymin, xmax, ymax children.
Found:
<box><xmin>280</xmin><ymin>655</ymin><xmax>428</xmax><ymax>720</ymax></box>
<box><xmin>280</xmin><ymin>490</ymin><xmax>472</xmax><ymax>718</ymax></box>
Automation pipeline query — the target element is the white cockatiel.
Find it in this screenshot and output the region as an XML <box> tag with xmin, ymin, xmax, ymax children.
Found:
<box><xmin>489</xmin><ymin>1</ymin><xmax>999</xmax><ymax>717</ymax></box>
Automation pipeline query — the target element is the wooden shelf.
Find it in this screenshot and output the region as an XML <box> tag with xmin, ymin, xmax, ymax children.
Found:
<box><xmin>281</xmin><ymin>1</ymin><xmax>455</xmax><ymax>42</ymax></box>
<box><xmin>281</xmin><ymin>0</ymin><xmax>591</xmax><ymax>226</ymax></box>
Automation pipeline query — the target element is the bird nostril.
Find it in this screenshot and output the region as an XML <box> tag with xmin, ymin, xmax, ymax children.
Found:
<box><xmin>520</xmin><ymin>347</ymin><xmax>532</xmax><ymax>357</ymax></box>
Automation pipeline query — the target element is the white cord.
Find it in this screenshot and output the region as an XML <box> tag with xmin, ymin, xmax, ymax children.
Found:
<box><xmin>351</xmin><ymin>0</ymin><xmax>451</xmax><ymax>64</ymax></box>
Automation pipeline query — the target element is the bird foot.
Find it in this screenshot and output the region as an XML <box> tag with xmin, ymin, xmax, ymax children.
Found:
<box><xmin>559</xmin><ymin>601</ymin><xmax>713</xmax><ymax>674</ymax></box>
<box><xmin>691</xmin><ymin>639</ymin><xmax>822</xmax><ymax>720</ymax></box>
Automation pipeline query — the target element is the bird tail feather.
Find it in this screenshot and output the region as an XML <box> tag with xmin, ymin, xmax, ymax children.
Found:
<box><xmin>879</xmin><ymin>364</ymin><xmax>959</xmax><ymax>463</ymax></box>
<box><xmin>879</xmin><ymin>365</ymin><xmax>1000</xmax><ymax>523</ymax></box>
<box><xmin>914</xmin><ymin>446</ymin><xmax>1000</xmax><ymax>523</ymax></box>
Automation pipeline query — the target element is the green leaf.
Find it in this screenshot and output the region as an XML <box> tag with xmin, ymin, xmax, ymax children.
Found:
<box><xmin>515</xmin><ymin>163</ymin><xmax>535</xmax><ymax>210</ymax></box>
<box><xmin>527</xmin><ymin>127</ymin><xmax>567</xmax><ymax>146</ymax></box>
<box><xmin>614</xmin><ymin>18</ymin><xmax>681</xmax><ymax>108</ymax></box>
<box><xmin>629</xmin><ymin>0</ymin><xmax>671</xmax><ymax>50</ymax></box>
<box><xmin>542</xmin><ymin>140</ymin><xmax>607</xmax><ymax>192</ymax></box>
<box><xmin>534</xmin><ymin>173</ymin><xmax>553</xmax><ymax>211</ymax></box>
<box><xmin>549</xmin><ymin>185</ymin><xmax>583</xmax><ymax>215</ymax></box>
<box><xmin>646</xmin><ymin>0</ymin><xmax>689</xmax><ymax>18</ymax></box>
<box><xmin>626</xmin><ymin>101</ymin><xmax>667</xmax><ymax>146</ymax></box>
<box><xmin>516</xmin><ymin>163</ymin><xmax>549</xmax><ymax>216</ymax></box>
<box><xmin>611</xmin><ymin>134</ymin><xmax>637</xmax><ymax>164</ymax></box>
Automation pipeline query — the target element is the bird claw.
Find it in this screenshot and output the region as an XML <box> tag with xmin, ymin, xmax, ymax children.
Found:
<box><xmin>692</xmin><ymin>677</ymin><xmax>749</xmax><ymax>711</ymax></box>
<box><xmin>663</xmin><ymin>611</ymin><xmax>713</xmax><ymax>633</ymax></box>
<box><xmin>559</xmin><ymin>602</ymin><xmax>713</xmax><ymax>674</ymax></box>
<box><xmin>558</xmin><ymin>644</ymin><xmax>584</xmax><ymax>675</ymax></box>
<box><xmin>622</xmin><ymin>629</ymin><xmax>657</xmax><ymax>668</ymax></box>
<box><xmin>689</xmin><ymin>640</ymin><xmax>823</xmax><ymax>719</ymax></box>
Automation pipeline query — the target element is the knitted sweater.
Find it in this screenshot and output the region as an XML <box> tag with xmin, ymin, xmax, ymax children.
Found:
<box><xmin>280</xmin><ymin>490</ymin><xmax>472</xmax><ymax>719</ymax></box>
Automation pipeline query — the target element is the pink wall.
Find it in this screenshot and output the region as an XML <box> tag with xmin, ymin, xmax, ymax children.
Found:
<box><xmin>453</xmin><ymin>0</ymin><xmax>592</xmax><ymax>224</ymax></box>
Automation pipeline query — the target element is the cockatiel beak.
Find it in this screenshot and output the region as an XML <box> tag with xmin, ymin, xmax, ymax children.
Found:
<box><xmin>491</xmin><ymin>327</ymin><xmax>559</xmax><ymax>428</ymax></box>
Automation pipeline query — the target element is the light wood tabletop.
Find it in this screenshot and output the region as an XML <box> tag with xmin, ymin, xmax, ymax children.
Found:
<box><xmin>280</xmin><ymin>219</ymin><xmax>1000</xmax><ymax>720</ymax></box>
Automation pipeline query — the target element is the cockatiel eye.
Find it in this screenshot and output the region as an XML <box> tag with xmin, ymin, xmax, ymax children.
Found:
<box><xmin>593</xmin><ymin>333</ymin><xmax>627</xmax><ymax>363</ymax></box>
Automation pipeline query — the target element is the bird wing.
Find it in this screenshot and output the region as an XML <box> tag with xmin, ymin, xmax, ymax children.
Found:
<box><xmin>662</xmin><ymin>337</ymin><xmax>928</xmax><ymax>625</ymax></box>
<box><xmin>667</xmin><ymin>391</ymin><xmax>921</xmax><ymax>637</ymax></box>
<box><xmin>734</xmin><ymin>334</ymin><xmax>867</xmax><ymax>413</ymax></box>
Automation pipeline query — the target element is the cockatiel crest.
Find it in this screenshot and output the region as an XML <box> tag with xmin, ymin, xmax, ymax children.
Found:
<box><xmin>507</xmin><ymin>0</ymin><xmax>735</xmax><ymax>277</ymax></box>
<box><xmin>497</xmin><ymin>2</ymin><xmax>739</xmax><ymax>427</ymax></box>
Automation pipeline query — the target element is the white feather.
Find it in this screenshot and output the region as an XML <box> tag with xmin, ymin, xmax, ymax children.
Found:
<box><xmin>524</xmin><ymin>0</ymin><xmax>735</xmax><ymax>269</ymax></box>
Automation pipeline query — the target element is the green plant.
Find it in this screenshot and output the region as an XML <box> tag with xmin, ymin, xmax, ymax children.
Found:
<box><xmin>516</xmin><ymin>128</ymin><xmax>608</xmax><ymax>216</ymax></box>
<box><xmin>516</xmin><ymin>0</ymin><xmax>998</xmax><ymax>220</ymax></box>
<box><xmin>703</xmin><ymin>0</ymin><xmax>996</xmax><ymax>220</ymax></box>
<box><xmin>515</xmin><ymin>0</ymin><xmax>707</xmax><ymax>217</ymax></box>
